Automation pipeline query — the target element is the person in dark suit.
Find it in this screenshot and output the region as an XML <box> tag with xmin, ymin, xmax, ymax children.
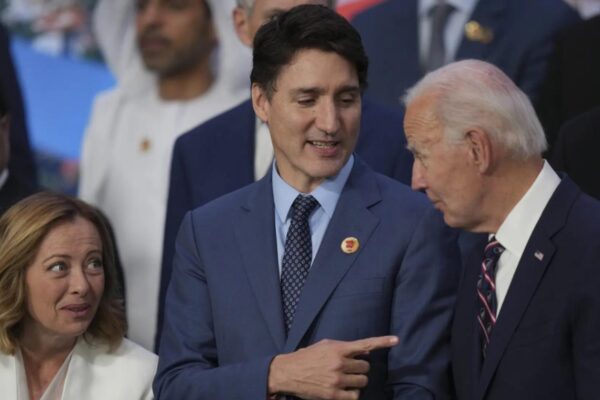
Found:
<box><xmin>0</xmin><ymin>24</ymin><xmax>37</xmax><ymax>211</ymax></box>
<box><xmin>0</xmin><ymin>80</ymin><xmax>36</xmax><ymax>214</ymax></box>
<box><xmin>352</xmin><ymin>0</ymin><xmax>579</xmax><ymax>109</ymax></box>
<box><xmin>154</xmin><ymin>6</ymin><xmax>460</xmax><ymax>399</ymax></box>
<box><xmin>536</xmin><ymin>14</ymin><xmax>600</xmax><ymax>151</ymax></box>
<box><xmin>550</xmin><ymin>106</ymin><xmax>600</xmax><ymax>200</ymax></box>
<box><xmin>404</xmin><ymin>59</ymin><xmax>600</xmax><ymax>400</ymax></box>
<box><xmin>157</xmin><ymin>0</ymin><xmax>414</xmax><ymax>347</ymax></box>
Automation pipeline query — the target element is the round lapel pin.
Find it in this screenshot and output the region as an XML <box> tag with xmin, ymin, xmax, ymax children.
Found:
<box><xmin>341</xmin><ymin>237</ymin><xmax>359</xmax><ymax>254</ymax></box>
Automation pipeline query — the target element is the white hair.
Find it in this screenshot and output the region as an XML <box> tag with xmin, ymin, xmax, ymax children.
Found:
<box><xmin>236</xmin><ymin>0</ymin><xmax>336</xmax><ymax>14</ymax></box>
<box><xmin>404</xmin><ymin>59</ymin><xmax>547</xmax><ymax>159</ymax></box>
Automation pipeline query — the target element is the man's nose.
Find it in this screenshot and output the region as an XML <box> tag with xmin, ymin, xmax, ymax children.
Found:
<box><xmin>315</xmin><ymin>100</ymin><xmax>340</xmax><ymax>135</ymax></box>
<box><xmin>411</xmin><ymin>160</ymin><xmax>427</xmax><ymax>191</ymax></box>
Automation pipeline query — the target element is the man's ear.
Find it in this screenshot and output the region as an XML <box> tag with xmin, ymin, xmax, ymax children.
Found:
<box><xmin>465</xmin><ymin>128</ymin><xmax>493</xmax><ymax>173</ymax></box>
<box><xmin>233</xmin><ymin>6</ymin><xmax>253</xmax><ymax>47</ymax></box>
<box><xmin>252</xmin><ymin>83</ymin><xmax>269</xmax><ymax>123</ymax></box>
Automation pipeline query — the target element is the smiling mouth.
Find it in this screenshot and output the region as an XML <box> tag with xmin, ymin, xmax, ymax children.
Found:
<box><xmin>308</xmin><ymin>140</ymin><xmax>338</xmax><ymax>148</ymax></box>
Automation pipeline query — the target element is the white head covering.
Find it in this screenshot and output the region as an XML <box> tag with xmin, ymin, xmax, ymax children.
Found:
<box><xmin>92</xmin><ymin>0</ymin><xmax>251</xmax><ymax>96</ymax></box>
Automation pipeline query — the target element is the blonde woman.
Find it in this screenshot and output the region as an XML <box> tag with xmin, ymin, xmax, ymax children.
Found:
<box><xmin>0</xmin><ymin>192</ymin><xmax>156</xmax><ymax>400</ymax></box>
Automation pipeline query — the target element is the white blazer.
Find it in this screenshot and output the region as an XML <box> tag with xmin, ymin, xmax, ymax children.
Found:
<box><xmin>0</xmin><ymin>338</ymin><xmax>157</xmax><ymax>400</ymax></box>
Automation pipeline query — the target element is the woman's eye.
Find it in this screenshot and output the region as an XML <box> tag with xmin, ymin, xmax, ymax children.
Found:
<box><xmin>87</xmin><ymin>258</ymin><xmax>104</xmax><ymax>270</ymax></box>
<box><xmin>48</xmin><ymin>263</ymin><xmax>67</xmax><ymax>272</ymax></box>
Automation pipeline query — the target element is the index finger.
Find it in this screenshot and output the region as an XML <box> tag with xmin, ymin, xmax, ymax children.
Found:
<box><xmin>342</xmin><ymin>335</ymin><xmax>399</xmax><ymax>357</ymax></box>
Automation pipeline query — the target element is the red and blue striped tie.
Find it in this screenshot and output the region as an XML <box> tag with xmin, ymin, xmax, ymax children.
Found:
<box><xmin>477</xmin><ymin>238</ymin><xmax>505</xmax><ymax>357</ymax></box>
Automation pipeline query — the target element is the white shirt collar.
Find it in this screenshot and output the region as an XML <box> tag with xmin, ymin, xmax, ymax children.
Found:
<box><xmin>0</xmin><ymin>169</ymin><xmax>9</xmax><ymax>191</ymax></box>
<box><xmin>419</xmin><ymin>0</ymin><xmax>477</xmax><ymax>17</ymax></box>
<box><xmin>495</xmin><ymin>160</ymin><xmax>561</xmax><ymax>258</ymax></box>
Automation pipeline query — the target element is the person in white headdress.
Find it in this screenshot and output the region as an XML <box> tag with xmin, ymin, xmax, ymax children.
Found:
<box><xmin>79</xmin><ymin>0</ymin><xmax>250</xmax><ymax>351</ymax></box>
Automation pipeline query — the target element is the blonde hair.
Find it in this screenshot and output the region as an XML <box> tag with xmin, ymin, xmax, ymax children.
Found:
<box><xmin>0</xmin><ymin>192</ymin><xmax>126</xmax><ymax>354</ymax></box>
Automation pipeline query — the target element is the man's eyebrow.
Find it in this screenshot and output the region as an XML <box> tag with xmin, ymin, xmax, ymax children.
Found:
<box><xmin>290</xmin><ymin>87</ymin><xmax>325</xmax><ymax>96</ymax></box>
<box><xmin>336</xmin><ymin>85</ymin><xmax>361</xmax><ymax>94</ymax></box>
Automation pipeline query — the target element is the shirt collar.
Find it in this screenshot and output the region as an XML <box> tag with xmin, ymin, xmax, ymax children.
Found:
<box><xmin>495</xmin><ymin>160</ymin><xmax>561</xmax><ymax>257</ymax></box>
<box><xmin>272</xmin><ymin>155</ymin><xmax>354</xmax><ymax>223</ymax></box>
<box><xmin>419</xmin><ymin>0</ymin><xmax>476</xmax><ymax>17</ymax></box>
<box><xmin>0</xmin><ymin>169</ymin><xmax>8</xmax><ymax>191</ymax></box>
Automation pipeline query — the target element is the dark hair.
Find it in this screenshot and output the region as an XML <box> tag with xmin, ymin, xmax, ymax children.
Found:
<box><xmin>0</xmin><ymin>192</ymin><xmax>126</xmax><ymax>354</ymax></box>
<box><xmin>250</xmin><ymin>4</ymin><xmax>368</xmax><ymax>98</ymax></box>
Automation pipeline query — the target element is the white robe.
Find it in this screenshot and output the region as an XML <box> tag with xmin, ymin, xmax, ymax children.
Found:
<box><xmin>0</xmin><ymin>338</ymin><xmax>157</xmax><ymax>400</ymax></box>
<box><xmin>79</xmin><ymin>0</ymin><xmax>250</xmax><ymax>350</ymax></box>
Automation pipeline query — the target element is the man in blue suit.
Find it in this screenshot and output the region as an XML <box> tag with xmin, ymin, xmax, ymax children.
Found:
<box><xmin>157</xmin><ymin>0</ymin><xmax>414</xmax><ymax>347</ymax></box>
<box><xmin>155</xmin><ymin>5</ymin><xmax>459</xmax><ymax>399</ymax></box>
<box><xmin>404</xmin><ymin>59</ymin><xmax>600</xmax><ymax>400</ymax></box>
<box><xmin>352</xmin><ymin>0</ymin><xmax>579</xmax><ymax>109</ymax></box>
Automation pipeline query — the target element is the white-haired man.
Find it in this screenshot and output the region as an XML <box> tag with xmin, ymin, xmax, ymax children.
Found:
<box><xmin>404</xmin><ymin>59</ymin><xmax>600</xmax><ymax>400</ymax></box>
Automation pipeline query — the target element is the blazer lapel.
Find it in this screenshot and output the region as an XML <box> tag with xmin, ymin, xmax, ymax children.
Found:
<box><xmin>0</xmin><ymin>353</ymin><xmax>17</xmax><ymax>400</ymax></box>
<box><xmin>456</xmin><ymin>0</ymin><xmax>506</xmax><ymax>61</ymax></box>
<box><xmin>234</xmin><ymin>173</ymin><xmax>286</xmax><ymax>350</ymax></box>
<box><xmin>476</xmin><ymin>178</ymin><xmax>580</xmax><ymax>399</ymax></box>
<box><xmin>284</xmin><ymin>160</ymin><xmax>381</xmax><ymax>352</ymax></box>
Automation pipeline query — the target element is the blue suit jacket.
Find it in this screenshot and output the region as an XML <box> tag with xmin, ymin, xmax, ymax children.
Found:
<box><xmin>154</xmin><ymin>159</ymin><xmax>460</xmax><ymax>399</ymax></box>
<box><xmin>157</xmin><ymin>98</ymin><xmax>413</xmax><ymax>345</ymax></box>
<box><xmin>451</xmin><ymin>177</ymin><xmax>600</xmax><ymax>400</ymax></box>
<box><xmin>352</xmin><ymin>0</ymin><xmax>580</xmax><ymax>108</ymax></box>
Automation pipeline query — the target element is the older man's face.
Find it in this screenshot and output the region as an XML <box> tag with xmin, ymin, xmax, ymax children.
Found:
<box><xmin>136</xmin><ymin>0</ymin><xmax>215</xmax><ymax>77</ymax></box>
<box><xmin>235</xmin><ymin>0</ymin><xmax>330</xmax><ymax>46</ymax></box>
<box><xmin>404</xmin><ymin>95</ymin><xmax>485</xmax><ymax>230</ymax></box>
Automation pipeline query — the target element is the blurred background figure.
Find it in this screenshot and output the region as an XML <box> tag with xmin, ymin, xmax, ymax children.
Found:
<box><xmin>536</xmin><ymin>4</ymin><xmax>600</xmax><ymax>151</ymax></box>
<box><xmin>78</xmin><ymin>0</ymin><xmax>249</xmax><ymax>350</ymax></box>
<box><xmin>351</xmin><ymin>0</ymin><xmax>580</xmax><ymax>109</ymax></box>
<box><xmin>0</xmin><ymin>192</ymin><xmax>156</xmax><ymax>399</ymax></box>
<box><xmin>0</xmin><ymin>57</ymin><xmax>36</xmax><ymax>215</ymax></box>
<box><xmin>550</xmin><ymin>106</ymin><xmax>600</xmax><ymax>200</ymax></box>
<box><xmin>0</xmin><ymin>45</ymin><xmax>37</xmax><ymax>214</ymax></box>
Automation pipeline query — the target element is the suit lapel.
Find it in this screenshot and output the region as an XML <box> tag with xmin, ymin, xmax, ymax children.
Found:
<box><xmin>284</xmin><ymin>161</ymin><xmax>381</xmax><ymax>352</ymax></box>
<box><xmin>234</xmin><ymin>173</ymin><xmax>286</xmax><ymax>350</ymax></box>
<box><xmin>476</xmin><ymin>178</ymin><xmax>580</xmax><ymax>399</ymax></box>
<box><xmin>456</xmin><ymin>0</ymin><xmax>506</xmax><ymax>61</ymax></box>
<box><xmin>0</xmin><ymin>353</ymin><xmax>17</xmax><ymax>400</ymax></box>
<box><xmin>217</xmin><ymin>100</ymin><xmax>256</xmax><ymax>191</ymax></box>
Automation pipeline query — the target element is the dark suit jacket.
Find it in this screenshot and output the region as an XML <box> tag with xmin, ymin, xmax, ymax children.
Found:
<box><xmin>157</xmin><ymin>98</ymin><xmax>413</xmax><ymax>345</ymax></box>
<box><xmin>352</xmin><ymin>0</ymin><xmax>579</xmax><ymax>109</ymax></box>
<box><xmin>536</xmin><ymin>15</ymin><xmax>600</xmax><ymax>150</ymax></box>
<box><xmin>550</xmin><ymin>106</ymin><xmax>600</xmax><ymax>200</ymax></box>
<box><xmin>154</xmin><ymin>158</ymin><xmax>460</xmax><ymax>399</ymax></box>
<box><xmin>0</xmin><ymin>171</ymin><xmax>35</xmax><ymax>215</ymax></box>
<box><xmin>451</xmin><ymin>177</ymin><xmax>600</xmax><ymax>400</ymax></box>
<box><xmin>0</xmin><ymin>24</ymin><xmax>38</xmax><ymax>188</ymax></box>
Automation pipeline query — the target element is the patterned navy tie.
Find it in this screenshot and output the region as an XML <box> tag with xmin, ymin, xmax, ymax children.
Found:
<box><xmin>281</xmin><ymin>194</ymin><xmax>319</xmax><ymax>334</ymax></box>
<box><xmin>477</xmin><ymin>238</ymin><xmax>505</xmax><ymax>357</ymax></box>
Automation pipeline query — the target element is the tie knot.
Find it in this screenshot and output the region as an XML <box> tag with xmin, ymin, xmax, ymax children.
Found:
<box><xmin>484</xmin><ymin>238</ymin><xmax>505</xmax><ymax>261</ymax></box>
<box><xmin>291</xmin><ymin>195</ymin><xmax>319</xmax><ymax>222</ymax></box>
<box><xmin>430</xmin><ymin>1</ymin><xmax>455</xmax><ymax>19</ymax></box>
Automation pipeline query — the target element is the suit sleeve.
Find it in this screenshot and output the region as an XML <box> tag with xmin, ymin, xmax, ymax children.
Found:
<box><xmin>388</xmin><ymin>208</ymin><xmax>460</xmax><ymax>400</ymax></box>
<box><xmin>571</xmin><ymin>245</ymin><xmax>600</xmax><ymax>400</ymax></box>
<box><xmin>153</xmin><ymin>212</ymin><xmax>274</xmax><ymax>399</ymax></box>
<box><xmin>156</xmin><ymin>140</ymin><xmax>194</xmax><ymax>350</ymax></box>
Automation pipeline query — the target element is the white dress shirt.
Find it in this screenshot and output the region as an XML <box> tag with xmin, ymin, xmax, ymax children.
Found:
<box><xmin>0</xmin><ymin>169</ymin><xmax>8</xmax><ymax>192</ymax></box>
<box><xmin>254</xmin><ymin>117</ymin><xmax>274</xmax><ymax>181</ymax></box>
<box><xmin>494</xmin><ymin>160</ymin><xmax>561</xmax><ymax>315</ymax></box>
